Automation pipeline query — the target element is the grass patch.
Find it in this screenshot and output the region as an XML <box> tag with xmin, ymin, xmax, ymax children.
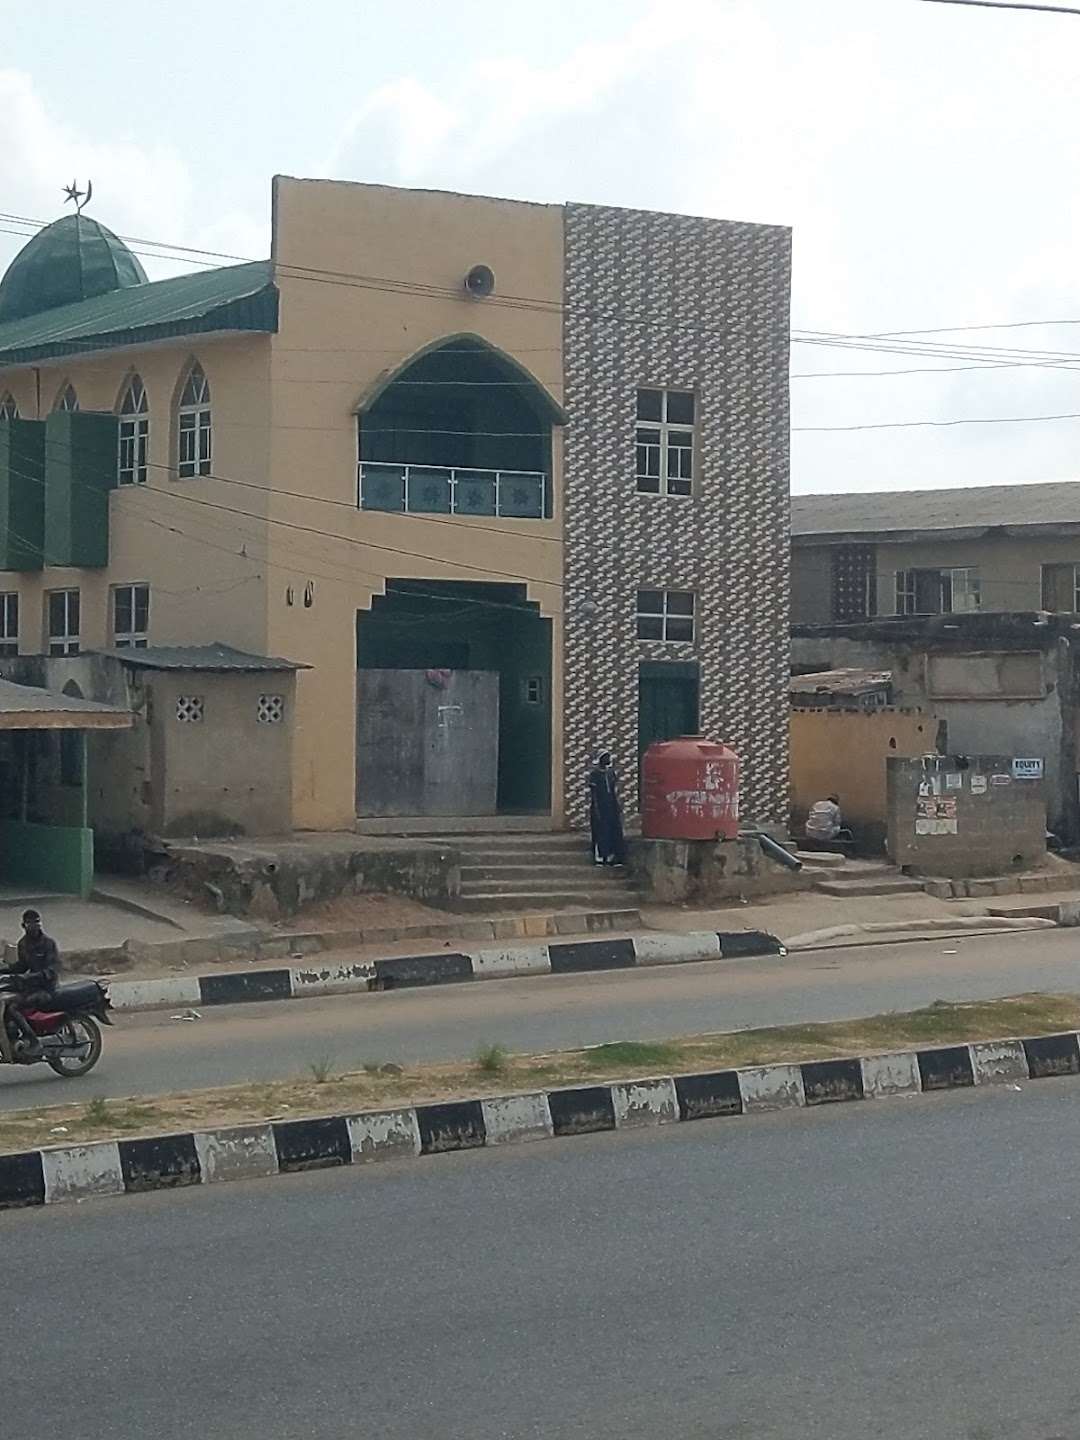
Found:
<box><xmin>0</xmin><ymin>992</ymin><xmax>1075</xmax><ymax>1156</ymax></box>
<box><xmin>308</xmin><ymin>1056</ymin><xmax>335</xmax><ymax>1085</ymax></box>
<box><xmin>473</xmin><ymin>1043</ymin><xmax>509</xmax><ymax>1075</ymax></box>
<box><xmin>584</xmin><ymin>1041</ymin><xmax>682</xmax><ymax>1070</ymax></box>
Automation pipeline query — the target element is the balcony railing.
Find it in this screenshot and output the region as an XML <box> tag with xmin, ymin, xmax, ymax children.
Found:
<box><xmin>358</xmin><ymin>463</ymin><xmax>547</xmax><ymax>520</ymax></box>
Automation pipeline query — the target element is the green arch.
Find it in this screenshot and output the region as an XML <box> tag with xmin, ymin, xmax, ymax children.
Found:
<box><xmin>357</xmin><ymin>332</ymin><xmax>567</xmax><ymax>425</ymax></box>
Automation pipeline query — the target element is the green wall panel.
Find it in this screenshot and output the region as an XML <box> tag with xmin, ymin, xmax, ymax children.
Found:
<box><xmin>44</xmin><ymin>411</ymin><xmax>118</xmax><ymax>568</ymax></box>
<box><xmin>0</xmin><ymin>819</ymin><xmax>94</xmax><ymax>897</ymax></box>
<box><xmin>0</xmin><ymin>419</ymin><xmax>45</xmax><ymax>571</ymax></box>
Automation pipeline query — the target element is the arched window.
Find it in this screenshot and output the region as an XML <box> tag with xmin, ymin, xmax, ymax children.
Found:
<box><xmin>177</xmin><ymin>362</ymin><xmax>211</xmax><ymax>478</ymax></box>
<box><xmin>0</xmin><ymin>392</ymin><xmax>18</xmax><ymax>420</ymax></box>
<box><xmin>357</xmin><ymin>336</ymin><xmax>563</xmax><ymax>520</ymax></box>
<box><xmin>56</xmin><ymin>382</ymin><xmax>79</xmax><ymax>413</ymax></box>
<box><xmin>118</xmin><ymin>374</ymin><xmax>149</xmax><ymax>486</ymax></box>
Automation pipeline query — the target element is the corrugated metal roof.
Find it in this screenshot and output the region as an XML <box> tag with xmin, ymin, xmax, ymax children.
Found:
<box><xmin>0</xmin><ymin>677</ymin><xmax>131</xmax><ymax>729</ymax></box>
<box><xmin>791</xmin><ymin>481</ymin><xmax>1080</xmax><ymax>541</ymax></box>
<box><xmin>789</xmin><ymin>668</ymin><xmax>892</xmax><ymax>695</ymax></box>
<box><xmin>0</xmin><ymin>260</ymin><xmax>277</xmax><ymax>368</ymax></box>
<box><xmin>95</xmin><ymin>644</ymin><xmax>305</xmax><ymax>673</ymax></box>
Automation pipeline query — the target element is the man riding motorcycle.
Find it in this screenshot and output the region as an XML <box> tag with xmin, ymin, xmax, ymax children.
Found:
<box><xmin>0</xmin><ymin>909</ymin><xmax>62</xmax><ymax>1061</ymax></box>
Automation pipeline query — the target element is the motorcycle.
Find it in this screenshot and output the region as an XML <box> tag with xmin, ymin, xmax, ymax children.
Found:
<box><xmin>0</xmin><ymin>976</ymin><xmax>112</xmax><ymax>1077</ymax></box>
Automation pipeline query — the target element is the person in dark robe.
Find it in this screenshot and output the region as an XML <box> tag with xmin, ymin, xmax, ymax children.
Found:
<box><xmin>588</xmin><ymin>752</ymin><xmax>625</xmax><ymax>866</ymax></box>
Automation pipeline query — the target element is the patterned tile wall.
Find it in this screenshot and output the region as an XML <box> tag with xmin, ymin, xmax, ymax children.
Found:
<box><xmin>562</xmin><ymin>203</ymin><xmax>791</xmax><ymax>827</ymax></box>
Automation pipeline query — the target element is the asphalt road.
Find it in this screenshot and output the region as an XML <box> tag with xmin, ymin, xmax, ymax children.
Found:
<box><xmin>6</xmin><ymin>1077</ymin><xmax>1080</xmax><ymax>1439</ymax></box>
<box><xmin>1</xmin><ymin>925</ymin><xmax>1077</xmax><ymax>1107</ymax></box>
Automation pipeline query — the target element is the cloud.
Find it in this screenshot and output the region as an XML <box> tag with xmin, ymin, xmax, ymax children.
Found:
<box><xmin>0</xmin><ymin>69</ymin><xmax>199</xmax><ymax>278</ymax></box>
<box><xmin>320</xmin><ymin>5</ymin><xmax>665</xmax><ymax>193</ymax></box>
<box><xmin>0</xmin><ymin>68</ymin><xmax>272</xmax><ymax>281</ymax></box>
<box><xmin>7</xmin><ymin>1</ymin><xmax>1080</xmax><ymax>496</ymax></box>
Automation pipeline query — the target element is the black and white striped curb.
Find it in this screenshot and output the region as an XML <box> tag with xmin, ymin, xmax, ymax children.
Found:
<box><xmin>105</xmin><ymin>930</ymin><xmax>786</xmax><ymax>1014</ymax></box>
<box><xmin>3</xmin><ymin>1029</ymin><xmax>1078</xmax><ymax>1211</ymax></box>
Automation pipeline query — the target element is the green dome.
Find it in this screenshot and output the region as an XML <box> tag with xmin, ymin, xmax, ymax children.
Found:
<box><xmin>0</xmin><ymin>214</ymin><xmax>148</xmax><ymax>324</ymax></box>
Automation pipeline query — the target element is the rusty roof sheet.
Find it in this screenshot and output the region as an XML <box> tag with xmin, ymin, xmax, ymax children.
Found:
<box><xmin>791</xmin><ymin>481</ymin><xmax>1080</xmax><ymax>541</ymax></box>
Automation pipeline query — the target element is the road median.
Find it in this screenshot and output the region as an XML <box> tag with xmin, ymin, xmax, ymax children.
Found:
<box><xmin>3</xmin><ymin>992</ymin><xmax>1078</xmax><ymax>1209</ymax></box>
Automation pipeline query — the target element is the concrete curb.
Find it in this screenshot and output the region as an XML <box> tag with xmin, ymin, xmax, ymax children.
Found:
<box><xmin>105</xmin><ymin>929</ymin><xmax>787</xmax><ymax>1014</ymax></box>
<box><xmin>62</xmin><ymin>907</ymin><xmax>645</xmax><ymax>979</ymax></box>
<box><xmin>783</xmin><ymin>914</ymin><xmax>1057</xmax><ymax>951</ymax></box>
<box><xmin>4</xmin><ymin>1028</ymin><xmax>1076</xmax><ymax>1210</ymax></box>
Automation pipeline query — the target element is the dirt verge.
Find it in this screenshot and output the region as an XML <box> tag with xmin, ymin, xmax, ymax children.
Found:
<box><xmin>2</xmin><ymin>992</ymin><xmax>1076</xmax><ymax>1155</ymax></box>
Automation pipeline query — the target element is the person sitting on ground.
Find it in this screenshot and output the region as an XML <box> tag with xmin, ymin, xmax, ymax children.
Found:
<box><xmin>805</xmin><ymin>794</ymin><xmax>853</xmax><ymax>847</ymax></box>
<box><xmin>0</xmin><ymin>909</ymin><xmax>62</xmax><ymax>1061</ymax></box>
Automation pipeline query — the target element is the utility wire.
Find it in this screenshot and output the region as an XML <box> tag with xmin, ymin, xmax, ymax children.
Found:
<box><xmin>919</xmin><ymin>0</ymin><xmax>1080</xmax><ymax>14</ymax></box>
<box><xmin>9</xmin><ymin>207</ymin><xmax>1080</xmax><ymax>364</ymax></box>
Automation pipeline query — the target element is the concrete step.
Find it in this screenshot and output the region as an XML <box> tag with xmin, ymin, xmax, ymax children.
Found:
<box><xmin>453</xmin><ymin>847</ymin><xmax>590</xmax><ymax>866</ymax></box>
<box><xmin>460</xmin><ymin>863</ymin><xmax>601</xmax><ymax>884</ymax></box>
<box><xmin>814</xmin><ymin>876</ymin><xmax>924</xmax><ymax>897</ymax></box>
<box><xmin>794</xmin><ymin>852</ymin><xmax>848</xmax><ymax>869</ymax></box>
<box><xmin>454</xmin><ymin>890</ymin><xmax>636</xmax><ymax>913</ymax></box>
<box><xmin>460</xmin><ymin>873</ymin><xmax>631</xmax><ymax>896</ymax></box>
<box><xmin>441</xmin><ymin>839</ymin><xmax>588</xmax><ymax>857</ymax></box>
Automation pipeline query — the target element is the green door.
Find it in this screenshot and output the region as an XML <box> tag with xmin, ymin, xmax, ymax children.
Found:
<box><xmin>637</xmin><ymin>662</ymin><xmax>701</xmax><ymax>782</ymax></box>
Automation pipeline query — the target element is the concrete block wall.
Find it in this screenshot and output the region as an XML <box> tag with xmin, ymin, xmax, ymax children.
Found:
<box><xmin>886</xmin><ymin>754</ymin><xmax>1045</xmax><ymax>878</ymax></box>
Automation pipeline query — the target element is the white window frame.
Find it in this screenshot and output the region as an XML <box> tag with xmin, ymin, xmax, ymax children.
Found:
<box><xmin>0</xmin><ymin>592</ymin><xmax>18</xmax><ymax>656</ymax></box>
<box><xmin>56</xmin><ymin>383</ymin><xmax>79</xmax><ymax>413</ymax></box>
<box><xmin>177</xmin><ymin>364</ymin><xmax>212</xmax><ymax>478</ymax></box>
<box><xmin>112</xmin><ymin>583</ymin><xmax>149</xmax><ymax>649</ymax></box>
<box><xmin>46</xmin><ymin>589</ymin><xmax>80</xmax><ymax>656</ymax></box>
<box><xmin>118</xmin><ymin>376</ymin><xmax>149</xmax><ymax>486</ymax></box>
<box><xmin>894</xmin><ymin>569</ymin><xmax>917</xmax><ymax>615</ymax></box>
<box><xmin>0</xmin><ymin>393</ymin><xmax>18</xmax><ymax>420</ymax></box>
<box><xmin>894</xmin><ymin>567</ymin><xmax>981</xmax><ymax>616</ymax></box>
<box><xmin>636</xmin><ymin>389</ymin><xmax>695</xmax><ymax>497</ymax></box>
<box><xmin>636</xmin><ymin>588</ymin><xmax>696</xmax><ymax>643</ymax></box>
<box><xmin>948</xmin><ymin>566</ymin><xmax>981</xmax><ymax>614</ymax></box>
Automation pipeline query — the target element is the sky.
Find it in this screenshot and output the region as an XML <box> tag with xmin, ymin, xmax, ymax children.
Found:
<box><xmin>3</xmin><ymin>0</ymin><xmax>1080</xmax><ymax>496</ymax></box>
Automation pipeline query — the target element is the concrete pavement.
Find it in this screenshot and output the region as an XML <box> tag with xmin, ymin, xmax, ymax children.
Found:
<box><xmin>5</xmin><ymin>1078</ymin><xmax>1080</xmax><ymax>1439</ymax></box>
<box><xmin>2</xmin><ymin>926</ymin><xmax>1078</xmax><ymax>1108</ymax></box>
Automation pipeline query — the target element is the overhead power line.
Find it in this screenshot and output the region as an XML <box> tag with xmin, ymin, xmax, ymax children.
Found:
<box><xmin>7</xmin><ymin>207</ymin><xmax>1080</xmax><ymax>360</ymax></box>
<box><xmin>919</xmin><ymin>0</ymin><xmax>1080</xmax><ymax>14</ymax></box>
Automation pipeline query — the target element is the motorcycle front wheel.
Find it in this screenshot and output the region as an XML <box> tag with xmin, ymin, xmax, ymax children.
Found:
<box><xmin>46</xmin><ymin>1015</ymin><xmax>102</xmax><ymax>1078</ymax></box>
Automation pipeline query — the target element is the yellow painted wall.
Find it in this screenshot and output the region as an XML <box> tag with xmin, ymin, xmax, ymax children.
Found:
<box><xmin>790</xmin><ymin>707</ymin><xmax>934</xmax><ymax>829</ymax></box>
<box><xmin>265</xmin><ymin>177</ymin><xmax>566</xmax><ymax>830</ymax></box>
<box><xmin>0</xmin><ymin>336</ymin><xmax>272</xmax><ymax>654</ymax></box>
<box><xmin>0</xmin><ymin>178</ymin><xmax>570</xmax><ymax>835</ymax></box>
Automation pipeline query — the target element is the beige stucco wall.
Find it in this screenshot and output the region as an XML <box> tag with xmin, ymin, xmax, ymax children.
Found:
<box><xmin>265</xmin><ymin>177</ymin><xmax>566</xmax><ymax>830</ymax></box>
<box><xmin>794</xmin><ymin>534</ymin><xmax>1080</xmax><ymax>619</ymax></box>
<box><xmin>0</xmin><ymin>179</ymin><xmax>571</xmax><ymax>835</ymax></box>
<box><xmin>0</xmin><ymin>335</ymin><xmax>272</xmax><ymax>654</ymax></box>
<box><xmin>152</xmin><ymin>670</ymin><xmax>294</xmax><ymax>836</ymax></box>
<box><xmin>873</xmin><ymin>535</ymin><xmax>1080</xmax><ymax>613</ymax></box>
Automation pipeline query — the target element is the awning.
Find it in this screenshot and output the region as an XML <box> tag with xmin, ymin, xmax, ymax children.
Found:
<box><xmin>0</xmin><ymin>677</ymin><xmax>132</xmax><ymax>731</ymax></box>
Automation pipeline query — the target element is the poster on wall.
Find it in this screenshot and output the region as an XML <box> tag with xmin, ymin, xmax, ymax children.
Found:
<box><xmin>945</xmin><ymin>773</ymin><xmax>963</xmax><ymax>790</ymax></box>
<box><xmin>1012</xmin><ymin>758</ymin><xmax>1044</xmax><ymax>781</ymax></box>
<box><xmin>915</xmin><ymin>794</ymin><xmax>958</xmax><ymax>836</ymax></box>
<box><xmin>971</xmin><ymin>774</ymin><xmax>988</xmax><ymax>795</ymax></box>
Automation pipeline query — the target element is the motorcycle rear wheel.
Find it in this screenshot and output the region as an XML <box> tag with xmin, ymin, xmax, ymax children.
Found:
<box><xmin>46</xmin><ymin>1015</ymin><xmax>102</xmax><ymax>1078</ymax></box>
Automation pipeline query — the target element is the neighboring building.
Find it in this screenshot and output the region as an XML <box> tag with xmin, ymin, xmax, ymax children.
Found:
<box><xmin>0</xmin><ymin>179</ymin><xmax>792</xmax><ymax>842</ymax></box>
<box><xmin>791</xmin><ymin>482</ymin><xmax>1080</xmax><ymax>625</ymax></box>
<box><xmin>792</xmin><ymin>612</ymin><xmax>1079</xmax><ymax>842</ymax></box>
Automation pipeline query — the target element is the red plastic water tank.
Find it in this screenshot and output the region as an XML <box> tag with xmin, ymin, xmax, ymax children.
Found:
<box><xmin>641</xmin><ymin>736</ymin><xmax>740</xmax><ymax>841</ymax></box>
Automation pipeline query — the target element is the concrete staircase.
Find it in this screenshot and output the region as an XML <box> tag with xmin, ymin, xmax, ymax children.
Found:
<box><xmin>441</xmin><ymin>832</ymin><xmax>637</xmax><ymax>914</ymax></box>
<box><xmin>807</xmin><ymin>855</ymin><xmax>924</xmax><ymax>898</ymax></box>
